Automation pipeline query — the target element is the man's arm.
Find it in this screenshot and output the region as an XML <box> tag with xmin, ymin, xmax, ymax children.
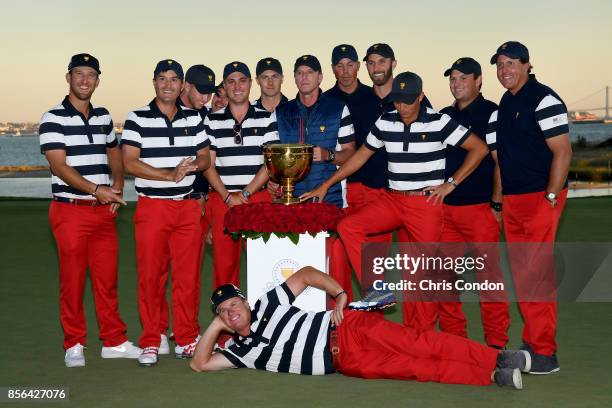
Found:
<box><xmin>44</xmin><ymin>150</ymin><xmax>126</xmax><ymax>205</ymax></box>
<box><xmin>190</xmin><ymin>316</ymin><xmax>236</xmax><ymax>372</ymax></box>
<box><xmin>203</xmin><ymin>150</ymin><xmax>248</xmax><ymax>207</ymax></box>
<box><xmin>490</xmin><ymin>150</ymin><xmax>503</xmax><ymax>223</ymax></box>
<box><xmin>299</xmin><ymin>144</ymin><xmax>374</xmax><ymax>202</ymax></box>
<box><xmin>122</xmin><ymin>144</ymin><xmax>197</xmax><ymax>183</ymax></box>
<box><xmin>545</xmin><ymin>133</ymin><xmax>572</xmax><ymax>195</ymax></box>
<box><xmin>285</xmin><ymin>266</ymin><xmax>348</xmax><ymax>325</ymax></box>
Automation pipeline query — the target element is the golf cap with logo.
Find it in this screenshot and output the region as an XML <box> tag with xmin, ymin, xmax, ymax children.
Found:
<box><xmin>294</xmin><ymin>55</ymin><xmax>321</xmax><ymax>73</ymax></box>
<box><xmin>256</xmin><ymin>57</ymin><xmax>283</xmax><ymax>76</ymax></box>
<box><xmin>444</xmin><ymin>57</ymin><xmax>482</xmax><ymax>77</ymax></box>
<box><xmin>68</xmin><ymin>53</ymin><xmax>101</xmax><ymax>74</ymax></box>
<box><xmin>363</xmin><ymin>43</ymin><xmax>395</xmax><ymax>61</ymax></box>
<box><xmin>332</xmin><ymin>44</ymin><xmax>358</xmax><ymax>65</ymax></box>
<box><xmin>185</xmin><ymin>65</ymin><xmax>216</xmax><ymax>94</ymax></box>
<box><xmin>154</xmin><ymin>59</ymin><xmax>184</xmax><ymax>80</ymax></box>
<box><xmin>490</xmin><ymin>41</ymin><xmax>530</xmax><ymax>64</ymax></box>
<box><xmin>211</xmin><ymin>284</ymin><xmax>246</xmax><ymax>313</ymax></box>
<box><xmin>387</xmin><ymin>72</ymin><xmax>423</xmax><ymax>105</ymax></box>
<box><xmin>223</xmin><ymin>61</ymin><xmax>251</xmax><ymax>80</ymax></box>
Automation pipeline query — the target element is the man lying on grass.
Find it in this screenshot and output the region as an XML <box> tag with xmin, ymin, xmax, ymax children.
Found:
<box><xmin>190</xmin><ymin>266</ymin><xmax>528</xmax><ymax>389</ymax></box>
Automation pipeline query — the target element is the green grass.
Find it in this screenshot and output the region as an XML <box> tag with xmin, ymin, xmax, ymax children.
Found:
<box><xmin>0</xmin><ymin>198</ymin><xmax>611</xmax><ymax>408</ymax></box>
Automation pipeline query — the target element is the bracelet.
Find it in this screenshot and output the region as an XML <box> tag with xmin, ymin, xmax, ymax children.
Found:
<box><xmin>224</xmin><ymin>193</ymin><xmax>231</xmax><ymax>203</ymax></box>
<box><xmin>489</xmin><ymin>201</ymin><xmax>503</xmax><ymax>212</ymax></box>
<box><xmin>333</xmin><ymin>290</ymin><xmax>347</xmax><ymax>299</ymax></box>
<box><xmin>92</xmin><ymin>185</ymin><xmax>100</xmax><ymax>196</ymax></box>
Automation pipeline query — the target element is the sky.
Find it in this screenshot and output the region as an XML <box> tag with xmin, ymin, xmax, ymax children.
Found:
<box><xmin>1</xmin><ymin>0</ymin><xmax>611</xmax><ymax>122</ymax></box>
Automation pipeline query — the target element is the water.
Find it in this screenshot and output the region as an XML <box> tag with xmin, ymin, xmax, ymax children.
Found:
<box><xmin>1</xmin><ymin>123</ymin><xmax>611</xmax><ymax>166</ymax></box>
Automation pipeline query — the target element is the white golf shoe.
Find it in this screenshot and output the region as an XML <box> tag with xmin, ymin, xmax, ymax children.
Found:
<box><xmin>101</xmin><ymin>341</ymin><xmax>142</xmax><ymax>359</ymax></box>
<box><xmin>65</xmin><ymin>343</ymin><xmax>85</xmax><ymax>368</ymax></box>
<box><xmin>159</xmin><ymin>334</ymin><xmax>170</xmax><ymax>355</ymax></box>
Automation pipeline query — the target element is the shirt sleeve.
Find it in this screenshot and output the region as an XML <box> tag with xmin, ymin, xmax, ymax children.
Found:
<box><xmin>535</xmin><ymin>94</ymin><xmax>569</xmax><ymax>138</ymax></box>
<box><xmin>263</xmin><ymin>111</ymin><xmax>280</xmax><ymax>145</ymax></box>
<box><xmin>39</xmin><ymin>111</ymin><xmax>65</xmax><ymax>153</ymax></box>
<box><xmin>486</xmin><ymin>110</ymin><xmax>498</xmax><ymax>151</ymax></box>
<box><xmin>120</xmin><ymin>111</ymin><xmax>142</xmax><ymax>149</ymax></box>
<box><xmin>439</xmin><ymin>113</ymin><xmax>470</xmax><ymax>147</ymax></box>
<box><xmin>106</xmin><ymin>117</ymin><xmax>118</xmax><ymax>148</ymax></box>
<box><xmin>193</xmin><ymin>113</ymin><xmax>210</xmax><ymax>151</ymax></box>
<box><xmin>337</xmin><ymin>105</ymin><xmax>355</xmax><ymax>145</ymax></box>
<box><xmin>203</xmin><ymin>115</ymin><xmax>217</xmax><ymax>151</ymax></box>
<box><xmin>364</xmin><ymin>116</ymin><xmax>385</xmax><ymax>151</ymax></box>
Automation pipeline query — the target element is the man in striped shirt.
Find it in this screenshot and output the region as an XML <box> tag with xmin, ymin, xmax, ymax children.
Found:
<box><xmin>190</xmin><ymin>266</ymin><xmax>528</xmax><ymax>389</ymax></box>
<box><xmin>121</xmin><ymin>59</ymin><xmax>211</xmax><ymax>366</ymax></box>
<box><xmin>40</xmin><ymin>53</ymin><xmax>141</xmax><ymax>367</ymax></box>
<box><xmin>488</xmin><ymin>41</ymin><xmax>572</xmax><ymax>375</ymax></box>
<box><xmin>203</xmin><ymin>61</ymin><xmax>279</xmax><ymax>289</ymax></box>
<box><xmin>301</xmin><ymin>72</ymin><xmax>489</xmax><ymax>328</ymax></box>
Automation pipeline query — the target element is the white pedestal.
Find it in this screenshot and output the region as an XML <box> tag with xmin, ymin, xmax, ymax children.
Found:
<box><xmin>246</xmin><ymin>232</ymin><xmax>328</xmax><ymax>311</ymax></box>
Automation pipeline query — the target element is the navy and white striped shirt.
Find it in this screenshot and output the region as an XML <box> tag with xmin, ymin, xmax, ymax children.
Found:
<box><xmin>204</xmin><ymin>105</ymin><xmax>279</xmax><ymax>191</ymax></box>
<box><xmin>121</xmin><ymin>99</ymin><xmax>209</xmax><ymax>199</ymax></box>
<box><xmin>365</xmin><ymin>105</ymin><xmax>470</xmax><ymax>191</ymax></box>
<box><xmin>485</xmin><ymin>77</ymin><xmax>569</xmax><ymax>195</ymax></box>
<box><xmin>39</xmin><ymin>96</ymin><xmax>117</xmax><ymax>199</ymax></box>
<box><xmin>220</xmin><ymin>283</ymin><xmax>334</xmax><ymax>375</ymax></box>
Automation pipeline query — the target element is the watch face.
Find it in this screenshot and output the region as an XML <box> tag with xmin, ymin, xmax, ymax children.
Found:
<box><xmin>547</xmin><ymin>193</ymin><xmax>556</xmax><ymax>200</ymax></box>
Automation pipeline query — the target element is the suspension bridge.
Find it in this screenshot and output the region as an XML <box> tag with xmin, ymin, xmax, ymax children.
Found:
<box><xmin>568</xmin><ymin>86</ymin><xmax>611</xmax><ymax>123</ymax></box>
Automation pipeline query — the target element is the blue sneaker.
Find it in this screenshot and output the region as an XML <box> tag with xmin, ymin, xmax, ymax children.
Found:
<box><xmin>493</xmin><ymin>368</ymin><xmax>523</xmax><ymax>390</ymax></box>
<box><xmin>521</xmin><ymin>343</ymin><xmax>560</xmax><ymax>375</ymax></box>
<box><xmin>348</xmin><ymin>287</ymin><xmax>396</xmax><ymax>311</ymax></box>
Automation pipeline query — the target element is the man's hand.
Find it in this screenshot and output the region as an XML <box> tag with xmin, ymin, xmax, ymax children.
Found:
<box><xmin>312</xmin><ymin>146</ymin><xmax>329</xmax><ymax>162</ymax></box>
<box><xmin>331</xmin><ymin>292</ymin><xmax>347</xmax><ymax>326</ymax></box>
<box><xmin>267</xmin><ymin>180</ymin><xmax>282</xmax><ymax>198</ymax></box>
<box><xmin>299</xmin><ymin>184</ymin><xmax>328</xmax><ymax>203</ymax></box>
<box><xmin>424</xmin><ymin>183</ymin><xmax>455</xmax><ymax>205</ymax></box>
<box><xmin>170</xmin><ymin>157</ymin><xmax>198</xmax><ymax>183</ymax></box>
<box><xmin>491</xmin><ymin>208</ymin><xmax>502</xmax><ymax>224</ymax></box>
<box><xmin>95</xmin><ymin>185</ymin><xmax>127</xmax><ymax>206</ymax></box>
<box><xmin>226</xmin><ymin>191</ymin><xmax>248</xmax><ymax>207</ymax></box>
<box><xmin>205</xmin><ymin>225</ymin><xmax>213</xmax><ymax>245</ymax></box>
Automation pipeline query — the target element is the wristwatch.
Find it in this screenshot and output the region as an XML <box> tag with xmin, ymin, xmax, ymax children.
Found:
<box><xmin>327</xmin><ymin>149</ymin><xmax>336</xmax><ymax>163</ymax></box>
<box><xmin>446</xmin><ymin>177</ymin><xmax>458</xmax><ymax>187</ymax></box>
<box><xmin>241</xmin><ymin>190</ymin><xmax>251</xmax><ymax>199</ymax></box>
<box><xmin>545</xmin><ymin>192</ymin><xmax>557</xmax><ymax>206</ymax></box>
<box><xmin>490</xmin><ymin>201</ymin><xmax>503</xmax><ymax>212</ymax></box>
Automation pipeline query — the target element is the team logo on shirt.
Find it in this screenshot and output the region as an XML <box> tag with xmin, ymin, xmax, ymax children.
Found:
<box><xmin>184</xmin><ymin>128</ymin><xmax>188</xmax><ymax>135</ymax></box>
<box><xmin>320</xmin><ymin>125</ymin><xmax>326</xmax><ymax>132</ymax></box>
<box><xmin>421</xmin><ymin>134</ymin><xmax>427</xmax><ymax>140</ymax></box>
<box><xmin>516</xmin><ymin>112</ymin><xmax>520</xmax><ymax>119</ymax></box>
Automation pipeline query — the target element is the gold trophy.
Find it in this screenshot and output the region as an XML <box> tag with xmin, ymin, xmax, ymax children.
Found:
<box><xmin>264</xmin><ymin>143</ymin><xmax>313</xmax><ymax>205</ymax></box>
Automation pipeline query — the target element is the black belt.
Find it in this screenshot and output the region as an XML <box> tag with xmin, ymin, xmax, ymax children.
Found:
<box><xmin>329</xmin><ymin>326</ymin><xmax>340</xmax><ymax>370</ymax></box>
<box><xmin>53</xmin><ymin>196</ymin><xmax>101</xmax><ymax>206</ymax></box>
<box><xmin>388</xmin><ymin>188</ymin><xmax>432</xmax><ymax>197</ymax></box>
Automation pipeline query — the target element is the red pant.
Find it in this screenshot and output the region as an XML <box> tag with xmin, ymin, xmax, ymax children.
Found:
<box><xmin>49</xmin><ymin>201</ymin><xmax>127</xmax><ymax>350</ymax></box>
<box><xmin>433</xmin><ymin>203</ymin><xmax>510</xmax><ymax>348</ymax></box>
<box><xmin>336</xmin><ymin>310</ymin><xmax>498</xmax><ymax>385</ymax></box>
<box><xmin>135</xmin><ymin>197</ymin><xmax>202</xmax><ymax>348</ymax></box>
<box><xmin>503</xmin><ymin>189</ymin><xmax>567</xmax><ymax>356</ymax></box>
<box><xmin>207</xmin><ymin>190</ymin><xmax>271</xmax><ymax>288</ymax></box>
<box><xmin>159</xmin><ymin>198</ymin><xmax>209</xmax><ymax>337</ymax></box>
<box><xmin>337</xmin><ymin>191</ymin><xmax>444</xmax><ymax>326</ymax></box>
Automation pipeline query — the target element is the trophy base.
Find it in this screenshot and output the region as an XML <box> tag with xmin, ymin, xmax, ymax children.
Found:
<box><xmin>273</xmin><ymin>196</ymin><xmax>302</xmax><ymax>205</ymax></box>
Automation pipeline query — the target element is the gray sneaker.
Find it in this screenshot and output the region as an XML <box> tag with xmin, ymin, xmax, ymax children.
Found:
<box><xmin>64</xmin><ymin>343</ymin><xmax>85</xmax><ymax>368</ymax></box>
<box><xmin>159</xmin><ymin>334</ymin><xmax>170</xmax><ymax>355</ymax></box>
<box><xmin>349</xmin><ymin>287</ymin><xmax>396</xmax><ymax>311</ymax></box>
<box><xmin>493</xmin><ymin>368</ymin><xmax>523</xmax><ymax>390</ymax></box>
<box><xmin>497</xmin><ymin>350</ymin><xmax>531</xmax><ymax>373</ymax></box>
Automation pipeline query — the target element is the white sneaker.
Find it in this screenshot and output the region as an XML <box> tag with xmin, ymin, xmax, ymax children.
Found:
<box><xmin>174</xmin><ymin>335</ymin><xmax>201</xmax><ymax>359</ymax></box>
<box><xmin>138</xmin><ymin>347</ymin><xmax>159</xmax><ymax>367</ymax></box>
<box><xmin>65</xmin><ymin>343</ymin><xmax>85</xmax><ymax>368</ymax></box>
<box><xmin>159</xmin><ymin>334</ymin><xmax>170</xmax><ymax>355</ymax></box>
<box><xmin>101</xmin><ymin>341</ymin><xmax>142</xmax><ymax>359</ymax></box>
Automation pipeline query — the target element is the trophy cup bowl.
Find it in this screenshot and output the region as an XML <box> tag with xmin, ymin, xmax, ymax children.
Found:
<box><xmin>263</xmin><ymin>143</ymin><xmax>313</xmax><ymax>205</ymax></box>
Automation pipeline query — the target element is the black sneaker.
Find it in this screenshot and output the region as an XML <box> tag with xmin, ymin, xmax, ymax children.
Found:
<box><xmin>529</xmin><ymin>352</ymin><xmax>560</xmax><ymax>375</ymax></box>
<box><xmin>497</xmin><ymin>350</ymin><xmax>531</xmax><ymax>373</ymax></box>
<box><xmin>493</xmin><ymin>368</ymin><xmax>523</xmax><ymax>390</ymax></box>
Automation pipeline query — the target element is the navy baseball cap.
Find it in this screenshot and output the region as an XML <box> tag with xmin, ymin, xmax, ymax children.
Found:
<box><xmin>490</xmin><ymin>41</ymin><xmax>530</xmax><ymax>64</ymax></box>
<box><xmin>332</xmin><ymin>44</ymin><xmax>358</xmax><ymax>65</ymax></box>
<box><xmin>68</xmin><ymin>53</ymin><xmax>101</xmax><ymax>74</ymax></box>
<box><xmin>223</xmin><ymin>61</ymin><xmax>251</xmax><ymax>80</ymax></box>
<box><xmin>185</xmin><ymin>65</ymin><xmax>216</xmax><ymax>94</ymax></box>
<box><xmin>294</xmin><ymin>55</ymin><xmax>322</xmax><ymax>73</ymax></box>
<box><xmin>444</xmin><ymin>57</ymin><xmax>482</xmax><ymax>77</ymax></box>
<box><xmin>154</xmin><ymin>59</ymin><xmax>184</xmax><ymax>80</ymax></box>
<box><xmin>387</xmin><ymin>72</ymin><xmax>423</xmax><ymax>105</ymax></box>
<box><xmin>256</xmin><ymin>57</ymin><xmax>283</xmax><ymax>76</ymax></box>
<box><xmin>211</xmin><ymin>284</ymin><xmax>245</xmax><ymax>313</ymax></box>
<box><xmin>363</xmin><ymin>43</ymin><xmax>395</xmax><ymax>61</ymax></box>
